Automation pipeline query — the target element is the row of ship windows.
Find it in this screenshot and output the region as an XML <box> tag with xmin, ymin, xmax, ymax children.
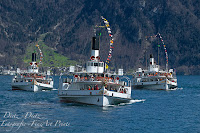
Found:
<box><xmin>29</xmin><ymin>67</ymin><xmax>38</xmax><ymax>69</ymax></box>
<box><xmin>87</xmin><ymin>62</ymin><xmax>104</xmax><ymax>67</ymax></box>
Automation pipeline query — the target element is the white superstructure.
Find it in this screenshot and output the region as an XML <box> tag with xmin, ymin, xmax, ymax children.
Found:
<box><xmin>59</xmin><ymin>36</ymin><xmax>132</xmax><ymax>106</ymax></box>
<box><xmin>11</xmin><ymin>53</ymin><xmax>54</xmax><ymax>92</ymax></box>
<box><xmin>86</xmin><ymin>37</ymin><xmax>104</xmax><ymax>73</ymax></box>
<box><xmin>132</xmin><ymin>55</ymin><xmax>177</xmax><ymax>90</ymax></box>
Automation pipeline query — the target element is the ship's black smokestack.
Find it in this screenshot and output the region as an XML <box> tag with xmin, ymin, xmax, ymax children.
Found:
<box><xmin>92</xmin><ymin>37</ymin><xmax>99</xmax><ymax>50</ymax></box>
<box><xmin>32</xmin><ymin>53</ymin><xmax>36</xmax><ymax>62</ymax></box>
<box><xmin>150</xmin><ymin>54</ymin><xmax>153</xmax><ymax>58</ymax></box>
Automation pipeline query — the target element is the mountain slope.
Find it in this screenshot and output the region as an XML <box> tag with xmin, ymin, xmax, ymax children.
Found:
<box><xmin>0</xmin><ymin>0</ymin><xmax>199</xmax><ymax>74</ymax></box>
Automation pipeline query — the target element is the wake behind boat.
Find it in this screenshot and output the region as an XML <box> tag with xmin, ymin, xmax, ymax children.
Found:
<box><xmin>11</xmin><ymin>53</ymin><xmax>53</xmax><ymax>92</ymax></box>
<box><xmin>58</xmin><ymin>36</ymin><xmax>132</xmax><ymax>106</ymax></box>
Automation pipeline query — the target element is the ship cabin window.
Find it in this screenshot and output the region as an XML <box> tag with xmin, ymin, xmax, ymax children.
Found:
<box><xmin>99</xmin><ymin>62</ymin><xmax>103</xmax><ymax>67</ymax></box>
<box><xmin>81</xmin><ymin>84</ymin><xmax>102</xmax><ymax>90</ymax></box>
<box><xmin>88</xmin><ymin>62</ymin><xmax>94</xmax><ymax>66</ymax></box>
<box><xmin>107</xmin><ymin>85</ymin><xmax>118</xmax><ymax>92</ymax></box>
<box><xmin>99</xmin><ymin>74</ymin><xmax>104</xmax><ymax>77</ymax></box>
<box><xmin>94</xmin><ymin>63</ymin><xmax>98</xmax><ymax>66</ymax></box>
<box><xmin>88</xmin><ymin>62</ymin><xmax>103</xmax><ymax>67</ymax></box>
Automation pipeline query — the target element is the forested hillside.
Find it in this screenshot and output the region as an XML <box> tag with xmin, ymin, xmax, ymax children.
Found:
<box><xmin>0</xmin><ymin>0</ymin><xmax>199</xmax><ymax>74</ymax></box>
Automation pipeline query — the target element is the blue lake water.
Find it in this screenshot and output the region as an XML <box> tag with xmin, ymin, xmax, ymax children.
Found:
<box><xmin>0</xmin><ymin>75</ymin><xmax>199</xmax><ymax>133</ymax></box>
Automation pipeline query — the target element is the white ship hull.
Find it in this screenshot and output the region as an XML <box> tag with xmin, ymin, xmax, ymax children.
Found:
<box><xmin>59</xmin><ymin>89</ymin><xmax>131</xmax><ymax>106</ymax></box>
<box><xmin>11</xmin><ymin>81</ymin><xmax>53</xmax><ymax>92</ymax></box>
<box><xmin>132</xmin><ymin>79</ymin><xmax>177</xmax><ymax>90</ymax></box>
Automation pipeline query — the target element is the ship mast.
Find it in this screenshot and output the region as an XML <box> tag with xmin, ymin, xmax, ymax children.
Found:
<box><xmin>158</xmin><ymin>38</ymin><xmax>160</xmax><ymax>66</ymax></box>
<box><xmin>145</xmin><ymin>37</ymin><xmax>148</xmax><ymax>70</ymax></box>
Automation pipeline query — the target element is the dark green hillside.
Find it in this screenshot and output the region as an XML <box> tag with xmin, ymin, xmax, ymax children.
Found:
<box><xmin>0</xmin><ymin>0</ymin><xmax>199</xmax><ymax>74</ymax></box>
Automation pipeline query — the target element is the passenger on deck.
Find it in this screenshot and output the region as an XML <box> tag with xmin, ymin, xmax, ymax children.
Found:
<box><xmin>95</xmin><ymin>84</ymin><xmax>99</xmax><ymax>90</ymax></box>
<box><xmin>88</xmin><ymin>86</ymin><xmax>91</xmax><ymax>90</ymax></box>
